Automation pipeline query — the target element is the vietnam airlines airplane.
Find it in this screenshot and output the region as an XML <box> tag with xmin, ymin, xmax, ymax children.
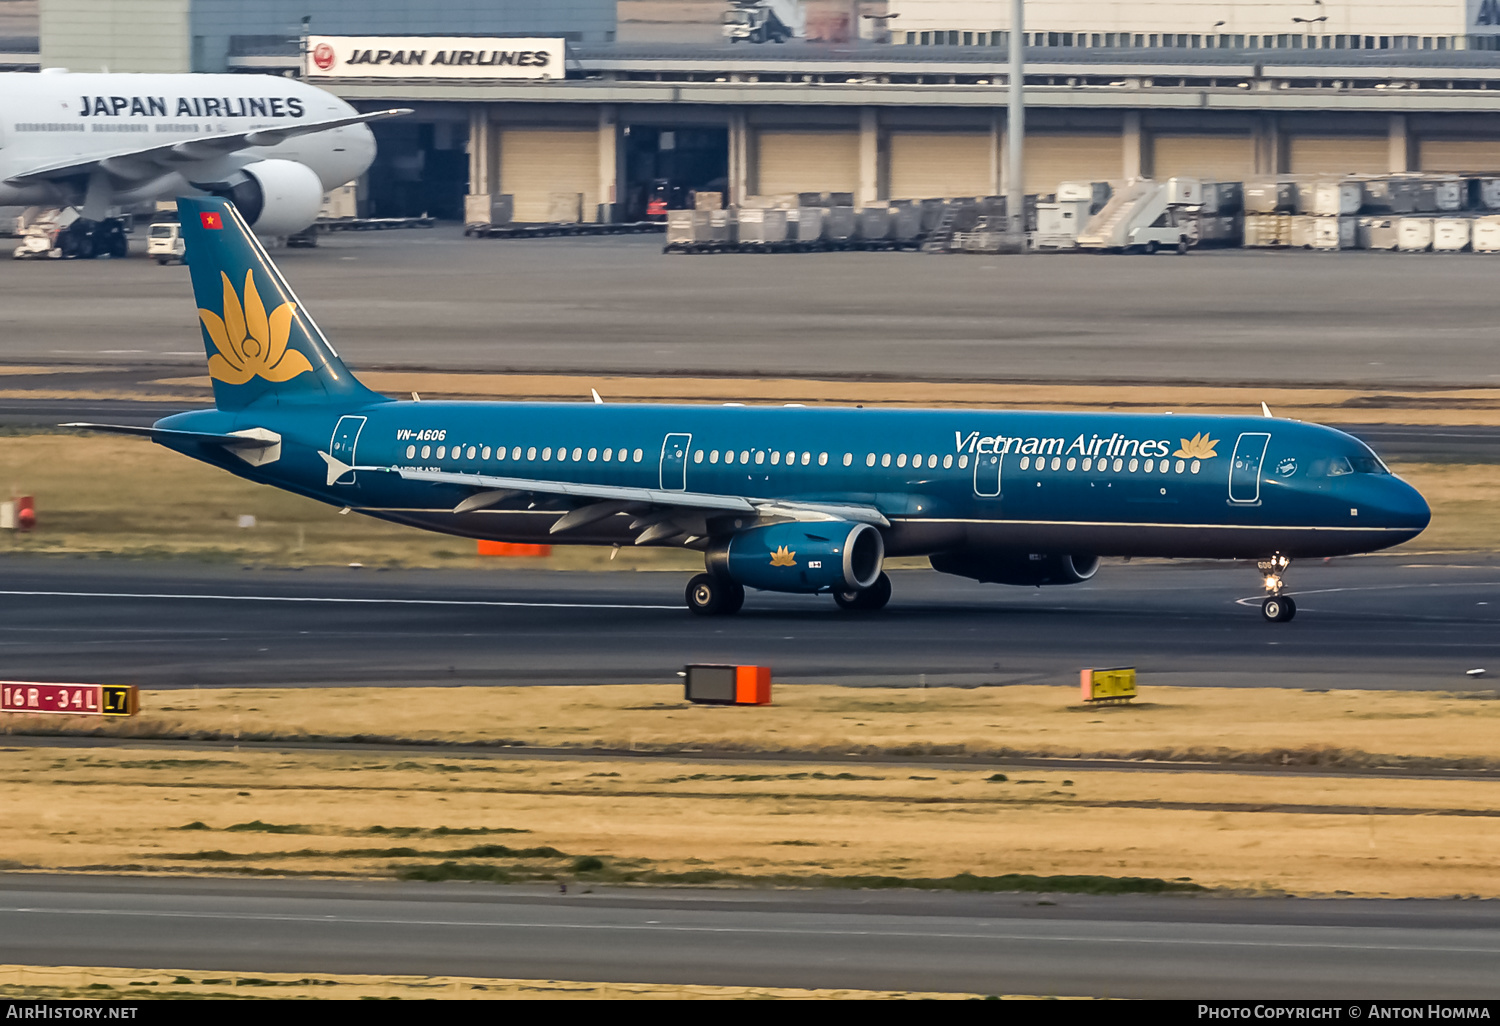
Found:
<box><xmin>68</xmin><ymin>197</ymin><xmax>1430</xmax><ymax>623</ymax></box>
<box><xmin>0</xmin><ymin>70</ymin><xmax>407</xmax><ymax>239</ymax></box>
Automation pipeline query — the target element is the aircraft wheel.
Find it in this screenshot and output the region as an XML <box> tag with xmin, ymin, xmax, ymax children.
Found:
<box><xmin>833</xmin><ymin>572</ymin><xmax>892</xmax><ymax>612</ymax></box>
<box><xmin>1261</xmin><ymin>596</ymin><xmax>1296</xmax><ymax>623</ymax></box>
<box><xmin>686</xmin><ymin>573</ymin><xmax>738</xmax><ymax>616</ymax></box>
<box><xmin>720</xmin><ymin>580</ymin><xmax>746</xmax><ymax>614</ymax></box>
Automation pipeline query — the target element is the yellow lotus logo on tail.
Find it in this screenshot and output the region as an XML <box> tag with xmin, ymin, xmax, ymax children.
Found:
<box><xmin>200</xmin><ymin>270</ymin><xmax>314</xmax><ymax>385</ymax></box>
<box><xmin>769</xmin><ymin>545</ymin><xmax>797</xmax><ymax>567</ymax></box>
<box><xmin>1174</xmin><ymin>433</ymin><xmax>1219</xmax><ymax>460</ymax></box>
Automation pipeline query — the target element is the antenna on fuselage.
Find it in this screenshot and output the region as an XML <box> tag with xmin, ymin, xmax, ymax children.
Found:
<box><xmin>1261</xmin><ymin>402</ymin><xmax>1273</xmax><ymax>418</ymax></box>
<box><xmin>591</xmin><ymin>388</ymin><xmax>604</xmax><ymax>404</ymax></box>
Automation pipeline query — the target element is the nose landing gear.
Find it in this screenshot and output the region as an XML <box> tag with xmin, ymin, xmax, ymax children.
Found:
<box><xmin>1258</xmin><ymin>554</ymin><xmax>1296</xmax><ymax>623</ymax></box>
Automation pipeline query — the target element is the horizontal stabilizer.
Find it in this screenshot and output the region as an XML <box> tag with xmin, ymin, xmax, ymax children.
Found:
<box><xmin>62</xmin><ymin>422</ymin><xmax>277</xmax><ymax>448</ymax></box>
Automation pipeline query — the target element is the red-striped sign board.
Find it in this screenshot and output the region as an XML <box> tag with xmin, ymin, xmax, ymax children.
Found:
<box><xmin>1</xmin><ymin>682</ymin><xmax>139</xmax><ymax>717</ymax></box>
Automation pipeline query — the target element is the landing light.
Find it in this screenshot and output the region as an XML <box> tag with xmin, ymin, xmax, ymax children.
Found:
<box><xmin>1264</xmin><ymin>575</ymin><xmax>1281</xmax><ymax>591</ymax></box>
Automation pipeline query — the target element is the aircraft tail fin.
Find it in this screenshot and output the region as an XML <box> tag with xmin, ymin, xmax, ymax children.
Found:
<box><xmin>176</xmin><ymin>195</ymin><xmax>387</xmax><ymax>412</ymax></box>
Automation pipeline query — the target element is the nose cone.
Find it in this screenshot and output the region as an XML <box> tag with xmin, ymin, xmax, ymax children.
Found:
<box><xmin>1380</xmin><ymin>476</ymin><xmax>1431</xmax><ymax>539</ymax></box>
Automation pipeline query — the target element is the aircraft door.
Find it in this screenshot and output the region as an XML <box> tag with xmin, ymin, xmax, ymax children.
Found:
<box><xmin>328</xmin><ymin>415</ymin><xmax>366</xmax><ymax>485</ymax></box>
<box><xmin>660</xmin><ymin>433</ymin><xmax>691</xmax><ymax>491</ymax></box>
<box><xmin>973</xmin><ymin>452</ymin><xmax>1002</xmax><ymax>497</ymax></box>
<box><xmin>1229</xmin><ymin>432</ymin><xmax>1271</xmax><ymax>505</ymax></box>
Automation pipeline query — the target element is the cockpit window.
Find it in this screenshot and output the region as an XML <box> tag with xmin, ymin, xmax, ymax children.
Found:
<box><xmin>1328</xmin><ymin>457</ymin><xmax>1353</xmax><ymax>477</ymax></box>
<box><xmin>1350</xmin><ymin>456</ymin><xmax>1388</xmax><ymax>475</ymax></box>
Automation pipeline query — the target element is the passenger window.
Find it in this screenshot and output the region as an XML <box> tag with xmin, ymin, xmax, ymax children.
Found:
<box><xmin>801</xmin><ymin>452</ymin><xmax>811</xmax><ymax>466</ymax></box>
<box><xmin>542</xmin><ymin>447</ymin><xmax>551</xmax><ymax>461</ymax></box>
<box><xmin>785</xmin><ymin>451</ymin><xmax>795</xmax><ymax>465</ymax></box>
<box><xmin>1051</xmin><ymin>457</ymin><xmax>1061</xmax><ymax>470</ymax></box>
<box><xmin>897</xmin><ymin>454</ymin><xmax>907</xmax><ymax>468</ymax></box>
<box><xmin>482</xmin><ymin>446</ymin><xmax>491</xmax><ymax>460</ymax></box>
<box><xmin>843</xmin><ymin>453</ymin><xmax>853</xmax><ymax>467</ymax></box>
<box><xmin>633</xmin><ymin>448</ymin><xmax>643</xmax><ymax>462</ymax></box>
<box><xmin>818</xmin><ymin>453</ymin><xmax>828</xmax><ymax>466</ymax></box>
<box><xmin>881</xmin><ymin>454</ymin><xmax>891</xmax><ymax>467</ymax></box>
<box><xmin>693</xmin><ymin>449</ymin><xmax>703</xmax><ymax>463</ymax></box>
<box><xmin>724</xmin><ymin>450</ymin><xmax>735</xmax><ymax>465</ymax></box>
<box><xmin>756</xmin><ymin>451</ymin><xmax>765</xmax><ymax>465</ymax></box>
<box><xmin>1019</xmin><ymin>456</ymin><xmax>1030</xmax><ymax>470</ymax></box>
<box><xmin>1174</xmin><ymin>459</ymin><xmax>1185</xmax><ymax>473</ymax></box>
<box><xmin>928</xmin><ymin>455</ymin><xmax>938</xmax><ymax>469</ymax></box>
<box><xmin>866</xmin><ymin>453</ymin><xmax>876</xmax><ymax>467</ymax></box>
<box><xmin>512</xmin><ymin>446</ymin><xmax>522</xmax><ymax>460</ymax></box>
<box><xmin>710</xmin><ymin>450</ymin><xmax>720</xmax><ymax>464</ymax></box>
<box><xmin>467</xmin><ymin>446</ymin><xmax>477</xmax><ymax>460</ymax></box>
<box><xmin>405</xmin><ymin>445</ymin><xmax>416</xmax><ymax>459</ymax></box>
<box><xmin>603</xmin><ymin>448</ymin><xmax>613</xmax><ymax>462</ymax></box>
<box><xmin>771</xmin><ymin>451</ymin><xmax>781</xmax><ymax>465</ymax></box>
<box><xmin>1127</xmin><ymin>458</ymin><xmax>1137</xmax><ymax>472</ymax></box>
<box><xmin>1082</xmin><ymin>457</ymin><xmax>1092</xmax><ymax>471</ymax></box>
<box><xmin>617</xmin><ymin>448</ymin><xmax>628</xmax><ymax>462</ymax></box>
<box><xmin>740</xmin><ymin>450</ymin><xmax>750</xmax><ymax>464</ymax></box>
<box><xmin>436</xmin><ymin>446</ymin><xmax>447</xmax><ymax>459</ymax></box>
<box><xmin>1066</xmin><ymin>457</ymin><xmax>1075</xmax><ymax>471</ymax></box>
<box><xmin>588</xmin><ymin>447</ymin><xmax>598</xmax><ymax>461</ymax></box>
<box><xmin>1112</xmin><ymin>458</ymin><xmax>1123</xmax><ymax>472</ymax></box>
<box><xmin>556</xmin><ymin>447</ymin><xmax>567</xmax><ymax>463</ymax></box>
<box><xmin>958</xmin><ymin>455</ymin><xmax>968</xmax><ymax>469</ymax></box>
<box><xmin>944</xmin><ymin>455</ymin><xmax>953</xmax><ymax>469</ymax></box>
<box><xmin>572</xmin><ymin>447</ymin><xmax>582</xmax><ymax>461</ymax></box>
<box><xmin>911</xmin><ymin>454</ymin><xmax>920</xmax><ymax>467</ymax></box>
<box><xmin>421</xmin><ymin>445</ymin><xmax>430</xmax><ymax>459</ymax></box>
<box><xmin>1143</xmin><ymin>458</ymin><xmax>1152</xmax><ymax>472</ymax></box>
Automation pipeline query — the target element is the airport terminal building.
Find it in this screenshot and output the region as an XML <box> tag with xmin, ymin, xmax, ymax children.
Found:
<box><xmin>14</xmin><ymin>1</ymin><xmax>1500</xmax><ymax>220</ymax></box>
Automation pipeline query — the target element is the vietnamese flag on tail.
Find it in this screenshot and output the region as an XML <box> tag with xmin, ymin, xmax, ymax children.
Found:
<box><xmin>200</xmin><ymin>211</ymin><xmax>223</xmax><ymax>230</ymax></box>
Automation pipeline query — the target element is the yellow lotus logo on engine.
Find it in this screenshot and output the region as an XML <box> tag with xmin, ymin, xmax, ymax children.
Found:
<box><xmin>1174</xmin><ymin>433</ymin><xmax>1219</xmax><ymax>460</ymax></box>
<box><xmin>201</xmin><ymin>270</ymin><xmax>314</xmax><ymax>385</ymax></box>
<box><xmin>769</xmin><ymin>545</ymin><xmax>797</xmax><ymax>567</ymax></box>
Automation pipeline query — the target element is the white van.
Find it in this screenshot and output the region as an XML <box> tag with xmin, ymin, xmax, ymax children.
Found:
<box><xmin>147</xmin><ymin>222</ymin><xmax>185</xmax><ymax>264</ymax></box>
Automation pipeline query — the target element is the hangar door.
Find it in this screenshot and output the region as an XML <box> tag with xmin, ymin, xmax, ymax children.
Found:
<box><xmin>1288</xmin><ymin>137</ymin><xmax>1389</xmax><ymax>175</ymax></box>
<box><xmin>888</xmin><ymin>133</ymin><xmax>994</xmax><ymax>199</ymax></box>
<box><xmin>1421</xmin><ymin>140</ymin><xmax>1500</xmax><ymax>172</ymax></box>
<box><xmin>756</xmin><ymin>131</ymin><xmax>859</xmax><ymax>195</ymax></box>
<box><xmin>1152</xmin><ymin>135</ymin><xmax>1255</xmax><ymax>181</ymax></box>
<box><xmin>500</xmin><ymin>128</ymin><xmax>599</xmax><ymax>223</ymax></box>
<box><xmin>1023</xmin><ymin>135</ymin><xmax>1123</xmax><ymax>195</ymax></box>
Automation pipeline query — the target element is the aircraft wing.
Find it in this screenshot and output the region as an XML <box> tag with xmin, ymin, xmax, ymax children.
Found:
<box><xmin>3</xmin><ymin>108</ymin><xmax>412</xmax><ymax>186</ymax></box>
<box><xmin>321</xmin><ymin>457</ymin><xmax>889</xmax><ymax>542</ymax></box>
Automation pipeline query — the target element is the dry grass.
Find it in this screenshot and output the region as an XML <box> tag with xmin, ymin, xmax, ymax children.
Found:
<box><xmin>12</xmin><ymin>683</ymin><xmax>1499</xmax><ymax>770</ymax></box>
<box><xmin>0</xmin><ymin>433</ymin><xmax>1496</xmax><ymax>564</ymax></box>
<box><xmin>0</xmin><ymin>965</ymin><xmax>984</xmax><ymax>1000</ymax></box>
<box><xmin>1</xmin><ymin>744</ymin><xmax>1497</xmax><ymax>897</ymax></box>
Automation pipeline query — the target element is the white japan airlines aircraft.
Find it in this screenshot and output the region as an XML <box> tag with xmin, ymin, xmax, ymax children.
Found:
<box><xmin>0</xmin><ymin>69</ymin><xmax>408</xmax><ymax>238</ymax></box>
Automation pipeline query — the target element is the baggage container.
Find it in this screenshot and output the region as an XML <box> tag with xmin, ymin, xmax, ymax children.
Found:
<box><xmin>918</xmin><ymin>198</ymin><xmax>946</xmax><ymax>231</ymax></box>
<box><xmin>705</xmin><ymin>208</ymin><xmax>734</xmax><ymax>243</ymax></box>
<box><xmin>823</xmin><ymin>205</ymin><xmax>856</xmax><ymax>242</ymax></box>
<box><xmin>1358</xmin><ymin>216</ymin><xmax>1398</xmax><ymax>251</ymax></box>
<box><xmin>737</xmin><ymin>207</ymin><xmax>788</xmax><ymax>244</ymax></box>
<box><xmin>1243</xmin><ymin>213</ymin><xmax>1290</xmax><ymax>247</ymax></box>
<box><xmin>787</xmin><ymin>206</ymin><xmax>824</xmax><ymax>242</ymax></box>
<box><xmin>797</xmin><ymin>192</ymin><xmax>826</xmax><ymax>208</ymax></box>
<box><xmin>1311</xmin><ymin>181</ymin><xmax>1364</xmax><ymax>217</ymax></box>
<box><xmin>1057</xmin><ymin>181</ymin><xmax>1112</xmax><ymax>214</ymax></box>
<box><xmin>1472</xmin><ymin>215</ymin><xmax>1500</xmax><ymax>252</ymax></box>
<box><xmin>1167</xmin><ymin>176</ymin><xmax>1203</xmax><ymax>206</ymax></box>
<box><xmin>692</xmin><ymin>191</ymin><xmax>723</xmax><ymax>211</ymax></box>
<box><xmin>824</xmin><ymin>192</ymin><xmax>854</xmax><ymax>208</ymax></box>
<box><xmin>1476</xmin><ymin>179</ymin><xmax>1500</xmax><ymax>211</ymax></box>
<box><xmin>889</xmin><ymin>203</ymin><xmax>922</xmax><ymax>241</ymax></box>
<box><xmin>1244</xmin><ymin>180</ymin><xmax>1295</xmax><ymax>214</ymax></box>
<box><xmin>1433</xmin><ymin>177</ymin><xmax>1464</xmax><ymax>212</ymax></box>
<box><xmin>546</xmin><ymin>192</ymin><xmax>583</xmax><ymax>223</ymax></box>
<box><xmin>1290</xmin><ymin>215</ymin><xmax>1318</xmax><ymax>249</ymax></box>
<box><xmin>1311</xmin><ymin>216</ymin><xmax>1358</xmax><ymax>250</ymax></box>
<box><xmin>857</xmin><ymin>206</ymin><xmax>893</xmax><ymax>240</ymax></box>
<box><xmin>1033</xmin><ymin>199</ymin><xmax>1091</xmax><ymax>242</ymax></box>
<box><xmin>666</xmin><ymin>209</ymin><xmax>698</xmax><ymax>246</ymax></box>
<box><xmin>1433</xmin><ymin>217</ymin><xmax>1472</xmax><ymax>252</ymax></box>
<box><xmin>1397</xmin><ymin>217</ymin><xmax>1434</xmax><ymax>252</ymax></box>
<box><xmin>1200</xmin><ymin>181</ymin><xmax>1243</xmax><ymax>215</ymax></box>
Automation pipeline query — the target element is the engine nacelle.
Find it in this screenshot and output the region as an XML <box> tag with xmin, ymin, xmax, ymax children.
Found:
<box><xmin>207</xmin><ymin>159</ymin><xmax>324</xmax><ymax>236</ymax></box>
<box><xmin>930</xmin><ymin>550</ymin><xmax>1100</xmax><ymax>587</ymax></box>
<box><xmin>715</xmin><ymin>521</ymin><xmax>884</xmax><ymax>594</ymax></box>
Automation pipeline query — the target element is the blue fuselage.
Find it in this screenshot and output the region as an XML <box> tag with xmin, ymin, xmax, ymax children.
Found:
<box><xmin>158</xmin><ymin>400</ymin><xmax>1430</xmax><ymax>561</ymax></box>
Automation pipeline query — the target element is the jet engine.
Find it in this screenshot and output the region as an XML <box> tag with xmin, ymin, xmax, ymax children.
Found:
<box><xmin>930</xmin><ymin>550</ymin><xmax>1100</xmax><ymax>587</ymax></box>
<box><xmin>712</xmin><ymin>521</ymin><xmax>884</xmax><ymax>593</ymax></box>
<box><xmin>203</xmin><ymin>159</ymin><xmax>324</xmax><ymax>236</ymax></box>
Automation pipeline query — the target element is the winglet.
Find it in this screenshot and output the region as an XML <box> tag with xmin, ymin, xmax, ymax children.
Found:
<box><xmin>591</xmin><ymin>388</ymin><xmax>604</xmax><ymax>405</ymax></box>
<box><xmin>1261</xmin><ymin>402</ymin><xmax>1273</xmax><ymax>418</ymax></box>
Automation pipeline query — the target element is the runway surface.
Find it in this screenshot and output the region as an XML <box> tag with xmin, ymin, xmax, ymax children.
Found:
<box><xmin>5</xmin><ymin>228</ymin><xmax>1500</xmax><ymax>387</ymax></box>
<box><xmin>2</xmin><ymin>874</ymin><xmax>1496</xmax><ymax>998</ymax></box>
<box><xmin>0</xmin><ymin>554</ymin><xmax>1495</xmax><ymax>690</ymax></box>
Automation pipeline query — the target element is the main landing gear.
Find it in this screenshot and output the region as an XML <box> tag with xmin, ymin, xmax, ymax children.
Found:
<box><xmin>833</xmin><ymin>571</ymin><xmax>892</xmax><ymax>612</ymax></box>
<box><xmin>685</xmin><ymin>573</ymin><xmax>745</xmax><ymax>616</ymax></box>
<box><xmin>1258</xmin><ymin>554</ymin><xmax>1296</xmax><ymax>623</ymax></box>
